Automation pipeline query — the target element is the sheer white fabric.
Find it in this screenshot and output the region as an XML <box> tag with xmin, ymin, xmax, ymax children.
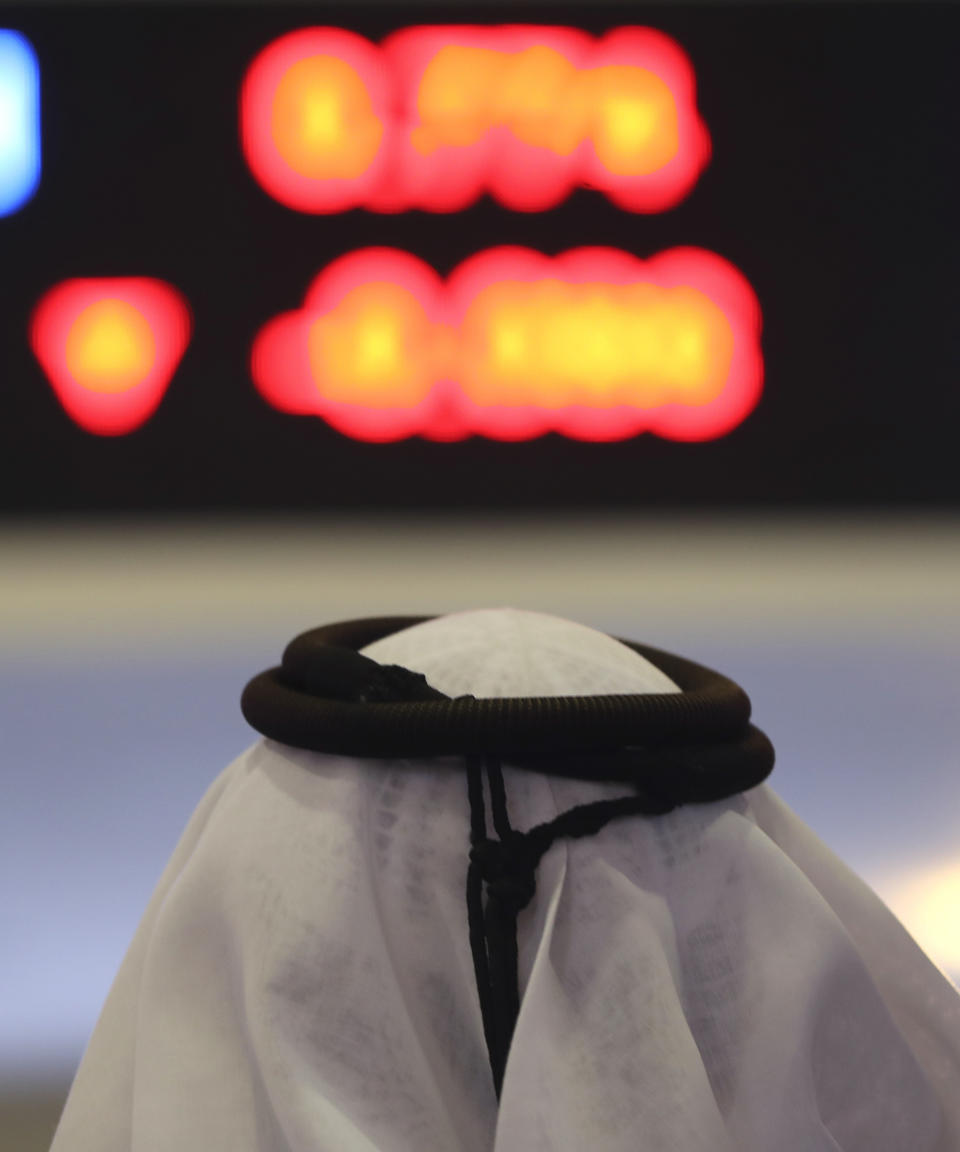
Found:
<box><xmin>52</xmin><ymin>610</ymin><xmax>960</xmax><ymax>1152</ymax></box>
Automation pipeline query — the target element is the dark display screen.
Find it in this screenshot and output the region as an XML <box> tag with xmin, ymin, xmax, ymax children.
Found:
<box><xmin>1</xmin><ymin>4</ymin><xmax>958</xmax><ymax>512</ymax></box>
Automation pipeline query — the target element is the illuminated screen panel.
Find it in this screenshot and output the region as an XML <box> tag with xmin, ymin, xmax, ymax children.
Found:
<box><xmin>241</xmin><ymin>25</ymin><xmax>709</xmax><ymax>213</ymax></box>
<box><xmin>0</xmin><ymin>29</ymin><xmax>40</xmax><ymax>216</ymax></box>
<box><xmin>0</xmin><ymin>4</ymin><xmax>958</xmax><ymax>513</ymax></box>
<box><xmin>252</xmin><ymin>248</ymin><xmax>761</xmax><ymax>442</ymax></box>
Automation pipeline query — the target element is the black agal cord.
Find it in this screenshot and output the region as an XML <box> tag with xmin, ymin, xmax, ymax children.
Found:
<box><xmin>241</xmin><ymin>616</ymin><xmax>775</xmax><ymax>1098</ymax></box>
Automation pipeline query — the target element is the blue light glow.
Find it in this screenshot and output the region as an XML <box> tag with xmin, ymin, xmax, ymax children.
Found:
<box><xmin>0</xmin><ymin>30</ymin><xmax>40</xmax><ymax>217</ymax></box>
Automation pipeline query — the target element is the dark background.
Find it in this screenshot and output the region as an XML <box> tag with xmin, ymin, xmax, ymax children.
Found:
<box><xmin>1</xmin><ymin>3</ymin><xmax>958</xmax><ymax>512</ymax></box>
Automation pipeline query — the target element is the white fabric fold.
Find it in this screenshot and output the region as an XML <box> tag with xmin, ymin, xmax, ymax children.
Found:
<box><xmin>51</xmin><ymin>610</ymin><xmax>960</xmax><ymax>1151</ymax></box>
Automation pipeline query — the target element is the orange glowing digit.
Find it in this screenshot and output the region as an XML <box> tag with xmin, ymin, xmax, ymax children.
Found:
<box><xmin>308</xmin><ymin>283</ymin><xmax>436</xmax><ymax>407</ymax></box>
<box><xmin>587</xmin><ymin>65</ymin><xmax>679</xmax><ymax>176</ymax></box>
<box><xmin>241</xmin><ymin>28</ymin><xmax>392</xmax><ymax>214</ymax></box>
<box><xmin>251</xmin><ymin>247</ymin><xmax>762</xmax><ymax>443</ymax></box>
<box><xmin>410</xmin><ymin>46</ymin><xmax>503</xmax><ymax>153</ymax></box>
<box><xmin>494</xmin><ymin>46</ymin><xmax>584</xmax><ymax>156</ymax></box>
<box><xmin>30</xmin><ymin>279</ymin><xmax>191</xmax><ymax>436</ymax></box>
<box><xmin>271</xmin><ymin>55</ymin><xmax>382</xmax><ymax>180</ymax></box>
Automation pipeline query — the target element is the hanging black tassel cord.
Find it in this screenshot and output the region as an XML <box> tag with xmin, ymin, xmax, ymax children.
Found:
<box><xmin>465</xmin><ymin>751</ymin><xmax>689</xmax><ymax>1097</ymax></box>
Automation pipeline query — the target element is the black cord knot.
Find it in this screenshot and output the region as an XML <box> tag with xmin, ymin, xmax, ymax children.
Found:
<box><xmin>358</xmin><ymin>663</ymin><xmax>434</xmax><ymax>702</ymax></box>
<box><xmin>470</xmin><ymin>832</ymin><xmax>538</xmax><ymax>914</ymax></box>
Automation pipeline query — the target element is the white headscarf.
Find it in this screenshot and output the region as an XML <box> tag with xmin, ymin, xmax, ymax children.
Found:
<box><xmin>52</xmin><ymin>610</ymin><xmax>960</xmax><ymax>1152</ymax></box>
